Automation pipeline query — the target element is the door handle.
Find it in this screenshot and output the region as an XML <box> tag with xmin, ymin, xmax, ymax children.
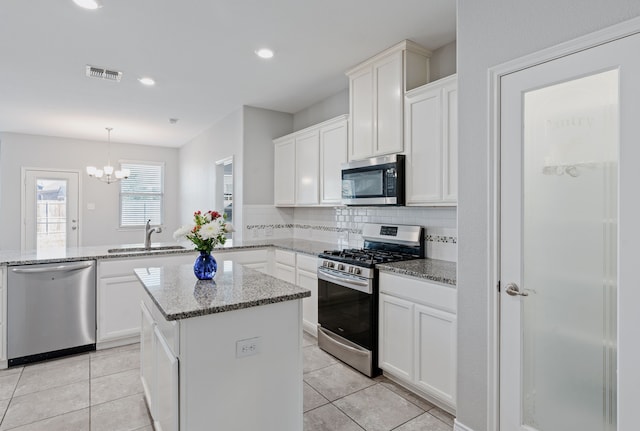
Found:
<box><xmin>505</xmin><ymin>283</ymin><xmax>528</xmax><ymax>297</ymax></box>
<box><xmin>11</xmin><ymin>261</ymin><xmax>94</xmax><ymax>274</ymax></box>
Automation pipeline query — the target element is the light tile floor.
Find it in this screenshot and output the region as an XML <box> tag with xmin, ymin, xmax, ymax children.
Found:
<box><xmin>302</xmin><ymin>332</ymin><xmax>454</xmax><ymax>431</ymax></box>
<box><xmin>0</xmin><ymin>343</ymin><xmax>151</xmax><ymax>431</ymax></box>
<box><xmin>0</xmin><ymin>334</ymin><xmax>454</xmax><ymax>431</ymax></box>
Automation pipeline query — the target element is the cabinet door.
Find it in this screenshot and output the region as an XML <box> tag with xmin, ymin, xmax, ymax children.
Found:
<box><xmin>274</xmin><ymin>263</ymin><xmax>296</xmax><ymax>284</ymax></box>
<box><xmin>320</xmin><ymin>120</ymin><xmax>348</xmax><ymax>204</ymax></box>
<box><xmin>442</xmin><ymin>81</ymin><xmax>458</xmax><ymax>202</ymax></box>
<box><xmin>374</xmin><ymin>50</ymin><xmax>404</xmax><ymax>155</ymax></box>
<box><xmin>154</xmin><ymin>326</ymin><xmax>179</xmax><ymax>431</ymax></box>
<box><xmin>295</xmin><ymin>130</ymin><xmax>320</xmax><ymax>205</ymax></box>
<box><xmin>274</xmin><ymin>138</ymin><xmax>296</xmax><ymax>206</ymax></box>
<box><xmin>349</xmin><ymin>67</ymin><xmax>374</xmax><ymax>160</ymax></box>
<box><xmin>405</xmin><ymin>86</ymin><xmax>443</xmax><ymax>204</ymax></box>
<box><xmin>98</xmin><ymin>275</ymin><xmax>145</xmax><ymax>342</ymax></box>
<box><xmin>140</xmin><ymin>302</ymin><xmax>155</xmax><ymax>416</ymax></box>
<box><xmin>414</xmin><ymin>304</ymin><xmax>456</xmax><ymax>408</ymax></box>
<box><xmin>379</xmin><ymin>293</ymin><xmax>414</xmax><ymax>381</ymax></box>
<box><xmin>296</xmin><ymin>268</ymin><xmax>318</xmax><ymax>329</ymax></box>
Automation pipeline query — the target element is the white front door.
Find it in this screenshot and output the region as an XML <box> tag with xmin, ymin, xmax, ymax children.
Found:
<box><xmin>23</xmin><ymin>169</ymin><xmax>80</xmax><ymax>252</ymax></box>
<box><xmin>500</xmin><ymin>32</ymin><xmax>640</xmax><ymax>430</ymax></box>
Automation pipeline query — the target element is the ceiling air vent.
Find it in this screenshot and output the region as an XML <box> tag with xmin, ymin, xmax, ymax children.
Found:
<box><xmin>85</xmin><ymin>65</ymin><xmax>123</xmax><ymax>82</ymax></box>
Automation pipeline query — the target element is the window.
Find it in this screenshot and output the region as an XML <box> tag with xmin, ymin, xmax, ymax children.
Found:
<box><xmin>119</xmin><ymin>161</ymin><xmax>164</xmax><ymax>227</ymax></box>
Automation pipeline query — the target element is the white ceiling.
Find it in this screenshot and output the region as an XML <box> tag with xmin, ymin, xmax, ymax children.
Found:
<box><xmin>0</xmin><ymin>0</ymin><xmax>456</xmax><ymax>147</ymax></box>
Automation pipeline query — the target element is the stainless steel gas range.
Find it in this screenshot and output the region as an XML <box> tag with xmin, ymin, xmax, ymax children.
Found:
<box><xmin>316</xmin><ymin>223</ymin><xmax>424</xmax><ymax>377</ymax></box>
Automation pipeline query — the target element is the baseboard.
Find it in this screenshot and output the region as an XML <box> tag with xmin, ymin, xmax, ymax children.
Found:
<box><xmin>383</xmin><ymin>372</ymin><xmax>455</xmax><ymax>416</ymax></box>
<box><xmin>302</xmin><ymin>320</ymin><xmax>318</xmax><ymax>337</ymax></box>
<box><xmin>454</xmin><ymin>419</ymin><xmax>476</xmax><ymax>431</ymax></box>
<box><xmin>96</xmin><ymin>335</ymin><xmax>139</xmax><ymax>350</ymax></box>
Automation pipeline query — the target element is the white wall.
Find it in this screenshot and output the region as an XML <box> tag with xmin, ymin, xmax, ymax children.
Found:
<box><xmin>0</xmin><ymin>132</ymin><xmax>180</xmax><ymax>250</ymax></box>
<box><xmin>430</xmin><ymin>41</ymin><xmax>457</xmax><ymax>81</ymax></box>
<box><xmin>179</xmin><ymin>106</ymin><xmax>293</xmax><ymax>241</ymax></box>
<box><xmin>178</xmin><ymin>108</ymin><xmax>243</xmax><ymax>238</ymax></box>
<box><xmin>243</xmin><ymin>106</ymin><xmax>293</xmax><ymax>205</ymax></box>
<box><xmin>456</xmin><ymin>1</ymin><xmax>640</xmax><ymax>430</ymax></box>
<box><xmin>293</xmin><ymin>90</ymin><xmax>348</xmax><ymax>132</ymax></box>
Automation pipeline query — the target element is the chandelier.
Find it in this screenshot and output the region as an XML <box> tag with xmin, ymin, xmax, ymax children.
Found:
<box><xmin>86</xmin><ymin>127</ymin><xmax>130</xmax><ymax>184</ymax></box>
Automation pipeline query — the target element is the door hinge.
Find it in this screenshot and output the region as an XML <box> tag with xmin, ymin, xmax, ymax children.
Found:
<box><xmin>497</xmin><ymin>280</ymin><xmax>501</xmax><ymax>292</ymax></box>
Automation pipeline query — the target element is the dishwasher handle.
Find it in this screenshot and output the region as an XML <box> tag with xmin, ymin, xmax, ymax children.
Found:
<box><xmin>11</xmin><ymin>261</ymin><xmax>94</xmax><ymax>274</ymax></box>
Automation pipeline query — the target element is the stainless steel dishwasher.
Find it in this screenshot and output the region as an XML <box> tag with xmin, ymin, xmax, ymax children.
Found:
<box><xmin>8</xmin><ymin>260</ymin><xmax>96</xmax><ymax>366</ymax></box>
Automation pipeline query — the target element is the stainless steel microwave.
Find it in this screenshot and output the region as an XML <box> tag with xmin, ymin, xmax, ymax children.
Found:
<box><xmin>341</xmin><ymin>154</ymin><xmax>405</xmax><ymax>206</ymax></box>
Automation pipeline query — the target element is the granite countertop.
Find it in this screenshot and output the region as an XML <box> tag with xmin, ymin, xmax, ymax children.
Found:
<box><xmin>0</xmin><ymin>238</ymin><xmax>456</xmax><ymax>287</ymax></box>
<box><xmin>0</xmin><ymin>238</ymin><xmax>339</xmax><ymax>266</ymax></box>
<box><xmin>135</xmin><ymin>261</ymin><xmax>310</xmax><ymax>321</ymax></box>
<box><xmin>377</xmin><ymin>258</ymin><xmax>457</xmax><ymax>286</ymax></box>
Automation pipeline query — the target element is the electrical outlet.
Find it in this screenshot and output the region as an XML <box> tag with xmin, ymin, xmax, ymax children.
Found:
<box><xmin>236</xmin><ymin>336</ymin><xmax>261</xmax><ymax>358</ymax></box>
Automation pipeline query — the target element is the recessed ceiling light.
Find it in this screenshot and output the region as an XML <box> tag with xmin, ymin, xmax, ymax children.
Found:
<box><xmin>138</xmin><ymin>77</ymin><xmax>156</xmax><ymax>86</ymax></box>
<box><xmin>255</xmin><ymin>48</ymin><xmax>274</xmax><ymax>59</ymax></box>
<box><xmin>73</xmin><ymin>0</ymin><xmax>103</xmax><ymax>10</ymax></box>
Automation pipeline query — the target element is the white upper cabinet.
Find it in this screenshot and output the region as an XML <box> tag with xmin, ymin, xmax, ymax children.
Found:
<box><xmin>274</xmin><ymin>136</ymin><xmax>296</xmax><ymax>206</ymax></box>
<box><xmin>274</xmin><ymin>115</ymin><xmax>348</xmax><ymax>207</ymax></box>
<box><xmin>347</xmin><ymin>40</ymin><xmax>431</xmax><ymax>161</ymax></box>
<box><xmin>295</xmin><ymin>130</ymin><xmax>320</xmax><ymax>205</ymax></box>
<box><xmin>404</xmin><ymin>74</ymin><xmax>458</xmax><ymax>206</ymax></box>
<box><xmin>319</xmin><ymin>118</ymin><xmax>348</xmax><ymax>204</ymax></box>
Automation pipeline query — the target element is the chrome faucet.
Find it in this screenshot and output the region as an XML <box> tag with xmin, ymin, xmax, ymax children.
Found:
<box><xmin>144</xmin><ymin>219</ymin><xmax>162</xmax><ymax>249</ymax></box>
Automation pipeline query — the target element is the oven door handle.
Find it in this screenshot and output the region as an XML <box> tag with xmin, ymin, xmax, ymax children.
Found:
<box><xmin>317</xmin><ymin>268</ymin><xmax>372</xmax><ymax>294</ymax></box>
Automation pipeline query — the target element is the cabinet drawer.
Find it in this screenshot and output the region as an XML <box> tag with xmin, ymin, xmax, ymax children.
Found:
<box><xmin>275</xmin><ymin>249</ymin><xmax>296</xmax><ymax>266</ymax></box>
<box><xmin>379</xmin><ymin>272</ymin><xmax>456</xmax><ymax>314</ymax></box>
<box><xmin>296</xmin><ymin>254</ymin><xmax>318</xmax><ymax>272</ymax></box>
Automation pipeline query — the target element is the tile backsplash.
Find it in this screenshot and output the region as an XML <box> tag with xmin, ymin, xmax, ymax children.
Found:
<box><xmin>243</xmin><ymin>205</ymin><xmax>457</xmax><ymax>262</ymax></box>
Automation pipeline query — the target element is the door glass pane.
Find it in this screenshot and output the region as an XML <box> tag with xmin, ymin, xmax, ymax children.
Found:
<box><xmin>36</xmin><ymin>178</ymin><xmax>68</xmax><ymax>253</ymax></box>
<box><xmin>522</xmin><ymin>70</ymin><xmax>618</xmax><ymax>431</ymax></box>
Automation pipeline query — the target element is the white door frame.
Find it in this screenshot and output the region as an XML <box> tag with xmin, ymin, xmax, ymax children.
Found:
<box><xmin>486</xmin><ymin>16</ymin><xmax>640</xmax><ymax>431</ymax></box>
<box><xmin>21</xmin><ymin>167</ymin><xmax>83</xmax><ymax>250</ymax></box>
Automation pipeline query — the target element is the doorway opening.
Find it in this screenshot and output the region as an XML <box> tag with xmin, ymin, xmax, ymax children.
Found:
<box><xmin>215</xmin><ymin>157</ymin><xmax>233</xmax><ymax>241</ymax></box>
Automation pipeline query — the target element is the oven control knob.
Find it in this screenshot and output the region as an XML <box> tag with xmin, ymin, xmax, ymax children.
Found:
<box><xmin>353</xmin><ymin>268</ymin><xmax>361</xmax><ymax>275</ymax></box>
<box><xmin>337</xmin><ymin>264</ymin><xmax>345</xmax><ymax>271</ymax></box>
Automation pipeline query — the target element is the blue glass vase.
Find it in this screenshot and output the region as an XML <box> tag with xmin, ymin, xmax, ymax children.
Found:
<box><xmin>193</xmin><ymin>251</ymin><xmax>217</xmax><ymax>280</ymax></box>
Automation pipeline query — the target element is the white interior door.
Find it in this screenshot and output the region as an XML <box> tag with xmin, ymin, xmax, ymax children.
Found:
<box><xmin>500</xmin><ymin>32</ymin><xmax>640</xmax><ymax>431</ymax></box>
<box><xmin>23</xmin><ymin>169</ymin><xmax>79</xmax><ymax>252</ymax></box>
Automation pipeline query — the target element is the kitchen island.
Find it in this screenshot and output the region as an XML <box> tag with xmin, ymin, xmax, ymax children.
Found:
<box><xmin>135</xmin><ymin>259</ymin><xmax>310</xmax><ymax>431</ymax></box>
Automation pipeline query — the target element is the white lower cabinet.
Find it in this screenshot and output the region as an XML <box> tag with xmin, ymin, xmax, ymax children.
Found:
<box><xmin>413</xmin><ymin>304</ymin><xmax>456</xmax><ymax>408</ymax></box>
<box><xmin>379</xmin><ymin>272</ymin><xmax>457</xmax><ymax>412</ymax></box>
<box><xmin>295</xmin><ymin>254</ymin><xmax>319</xmax><ymax>335</ymax></box>
<box><xmin>379</xmin><ymin>294</ymin><xmax>413</xmax><ymax>381</ymax></box>
<box><xmin>141</xmin><ymin>298</ymin><xmax>180</xmax><ymax>431</ymax></box>
<box><xmin>269</xmin><ymin>250</ymin><xmax>319</xmax><ymax>337</ymax></box>
<box><xmin>97</xmin><ymin>253</ymin><xmax>196</xmax><ymax>348</ymax></box>
<box><xmin>140</xmin><ymin>301</ymin><xmax>155</xmax><ymax>412</ymax></box>
<box><xmin>154</xmin><ymin>326</ymin><xmax>179</xmax><ymax>431</ymax></box>
<box><xmin>274</xmin><ymin>250</ymin><xmax>296</xmax><ymax>284</ymax></box>
<box><xmin>216</xmin><ymin>249</ymin><xmax>270</xmax><ymax>274</ymax></box>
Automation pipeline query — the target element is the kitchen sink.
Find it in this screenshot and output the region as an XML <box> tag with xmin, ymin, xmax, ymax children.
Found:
<box><xmin>107</xmin><ymin>245</ymin><xmax>187</xmax><ymax>253</ymax></box>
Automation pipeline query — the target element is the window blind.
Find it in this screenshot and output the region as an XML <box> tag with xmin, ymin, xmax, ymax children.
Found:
<box><xmin>119</xmin><ymin>162</ymin><xmax>164</xmax><ymax>227</ymax></box>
